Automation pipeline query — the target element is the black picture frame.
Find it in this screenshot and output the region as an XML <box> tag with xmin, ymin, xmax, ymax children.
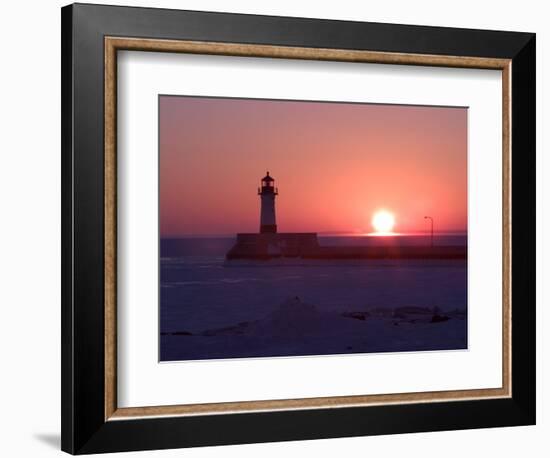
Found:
<box><xmin>61</xmin><ymin>3</ymin><xmax>535</xmax><ymax>454</ymax></box>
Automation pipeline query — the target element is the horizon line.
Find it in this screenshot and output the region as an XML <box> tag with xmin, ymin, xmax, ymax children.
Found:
<box><xmin>160</xmin><ymin>230</ymin><xmax>468</xmax><ymax>239</ymax></box>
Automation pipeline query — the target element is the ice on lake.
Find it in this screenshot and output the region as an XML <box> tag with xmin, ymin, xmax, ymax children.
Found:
<box><xmin>160</xmin><ymin>236</ymin><xmax>467</xmax><ymax>361</ymax></box>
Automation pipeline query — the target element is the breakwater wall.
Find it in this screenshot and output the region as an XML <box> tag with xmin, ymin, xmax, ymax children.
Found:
<box><xmin>225</xmin><ymin>233</ymin><xmax>466</xmax><ymax>260</ymax></box>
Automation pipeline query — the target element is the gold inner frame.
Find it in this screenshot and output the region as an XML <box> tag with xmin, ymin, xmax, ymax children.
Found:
<box><xmin>104</xmin><ymin>36</ymin><xmax>512</xmax><ymax>421</ymax></box>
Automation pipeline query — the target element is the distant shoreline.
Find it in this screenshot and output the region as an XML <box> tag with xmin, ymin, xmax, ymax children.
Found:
<box><xmin>161</xmin><ymin>231</ymin><xmax>468</xmax><ymax>239</ymax></box>
<box><xmin>160</xmin><ymin>234</ymin><xmax>467</xmax><ymax>259</ymax></box>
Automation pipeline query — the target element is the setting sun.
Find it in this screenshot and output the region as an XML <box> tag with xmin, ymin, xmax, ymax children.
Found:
<box><xmin>372</xmin><ymin>210</ymin><xmax>395</xmax><ymax>234</ymax></box>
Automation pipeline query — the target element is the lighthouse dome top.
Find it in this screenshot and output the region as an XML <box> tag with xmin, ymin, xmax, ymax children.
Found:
<box><xmin>262</xmin><ymin>172</ymin><xmax>274</xmax><ymax>182</ymax></box>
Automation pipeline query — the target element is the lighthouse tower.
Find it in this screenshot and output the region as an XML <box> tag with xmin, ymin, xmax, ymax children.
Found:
<box><xmin>225</xmin><ymin>172</ymin><xmax>320</xmax><ymax>259</ymax></box>
<box><xmin>258</xmin><ymin>172</ymin><xmax>278</xmax><ymax>233</ymax></box>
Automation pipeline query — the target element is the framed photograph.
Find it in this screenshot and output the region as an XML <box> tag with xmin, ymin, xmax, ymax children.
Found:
<box><xmin>61</xmin><ymin>3</ymin><xmax>536</xmax><ymax>454</ymax></box>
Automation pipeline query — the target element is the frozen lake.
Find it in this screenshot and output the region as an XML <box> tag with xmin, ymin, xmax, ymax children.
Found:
<box><xmin>160</xmin><ymin>235</ymin><xmax>467</xmax><ymax>361</ymax></box>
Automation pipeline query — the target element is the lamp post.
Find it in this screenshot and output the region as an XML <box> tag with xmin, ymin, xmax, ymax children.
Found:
<box><xmin>424</xmin><ymin>216</ymin><xmax>434</xmax><ymax>248</ymax></box>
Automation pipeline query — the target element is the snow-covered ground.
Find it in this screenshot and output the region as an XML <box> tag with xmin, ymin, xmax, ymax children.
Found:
<box><xmin>160</xmin><ymin>236</ymin><xmax>467</xmax><ymax>361</ymax></box>
<box><xmin>161</xmin><ymin>296</ymin><xmax>466</xmax><ymax>361</ymax></box>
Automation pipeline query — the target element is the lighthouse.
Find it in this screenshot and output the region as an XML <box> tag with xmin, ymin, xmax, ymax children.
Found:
<box><xmin>226</xmin><ymin>172</ymin><xmax>320</xmax><ymax>259</ymax></box>
<box><xmin>258</xmin><ymin>172</ymin><xmax>278</xmax><ymax>233</ymax></box>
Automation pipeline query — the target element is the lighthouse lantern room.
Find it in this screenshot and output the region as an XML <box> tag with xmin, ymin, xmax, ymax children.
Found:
<box><xmin>258</xmin><ymin>171</ymin><xmax>278</xmax><ymax>233</ymax></box>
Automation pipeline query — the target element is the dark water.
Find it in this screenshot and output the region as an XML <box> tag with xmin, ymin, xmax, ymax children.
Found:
<box><xmin>160</xmin><ymin>235</ymin><xmax>467</xmax><ymax>361</ymax></box>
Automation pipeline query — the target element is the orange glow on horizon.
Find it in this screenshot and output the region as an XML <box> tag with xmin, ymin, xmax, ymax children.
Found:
<box><xmin>365</xmin><ymin>232</ymin><xmax>400</xmax><ymax>237</ymax></box>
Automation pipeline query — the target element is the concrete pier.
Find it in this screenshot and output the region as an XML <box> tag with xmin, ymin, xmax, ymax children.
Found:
<box><xmin>225</xmin><ymin>233</ymin><xmax>466</xmax><ymax>260</ymax></box>
<box><xmin>226</xmin><ymin>233</ymin><xmax>320</xmax><ymax>260</ymax></box>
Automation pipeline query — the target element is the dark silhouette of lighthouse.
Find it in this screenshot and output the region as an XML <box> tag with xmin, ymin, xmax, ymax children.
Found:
<box><xmin>258</xmin><ymin>172</ymin><xmax>278</xmax><ymax>233</ymax></box>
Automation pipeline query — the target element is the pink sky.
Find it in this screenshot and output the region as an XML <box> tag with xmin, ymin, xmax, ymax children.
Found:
<box><xmin>160</xmin><ymin>96</ymin><xmax>467</xmax><ymax>236</ymax></box>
